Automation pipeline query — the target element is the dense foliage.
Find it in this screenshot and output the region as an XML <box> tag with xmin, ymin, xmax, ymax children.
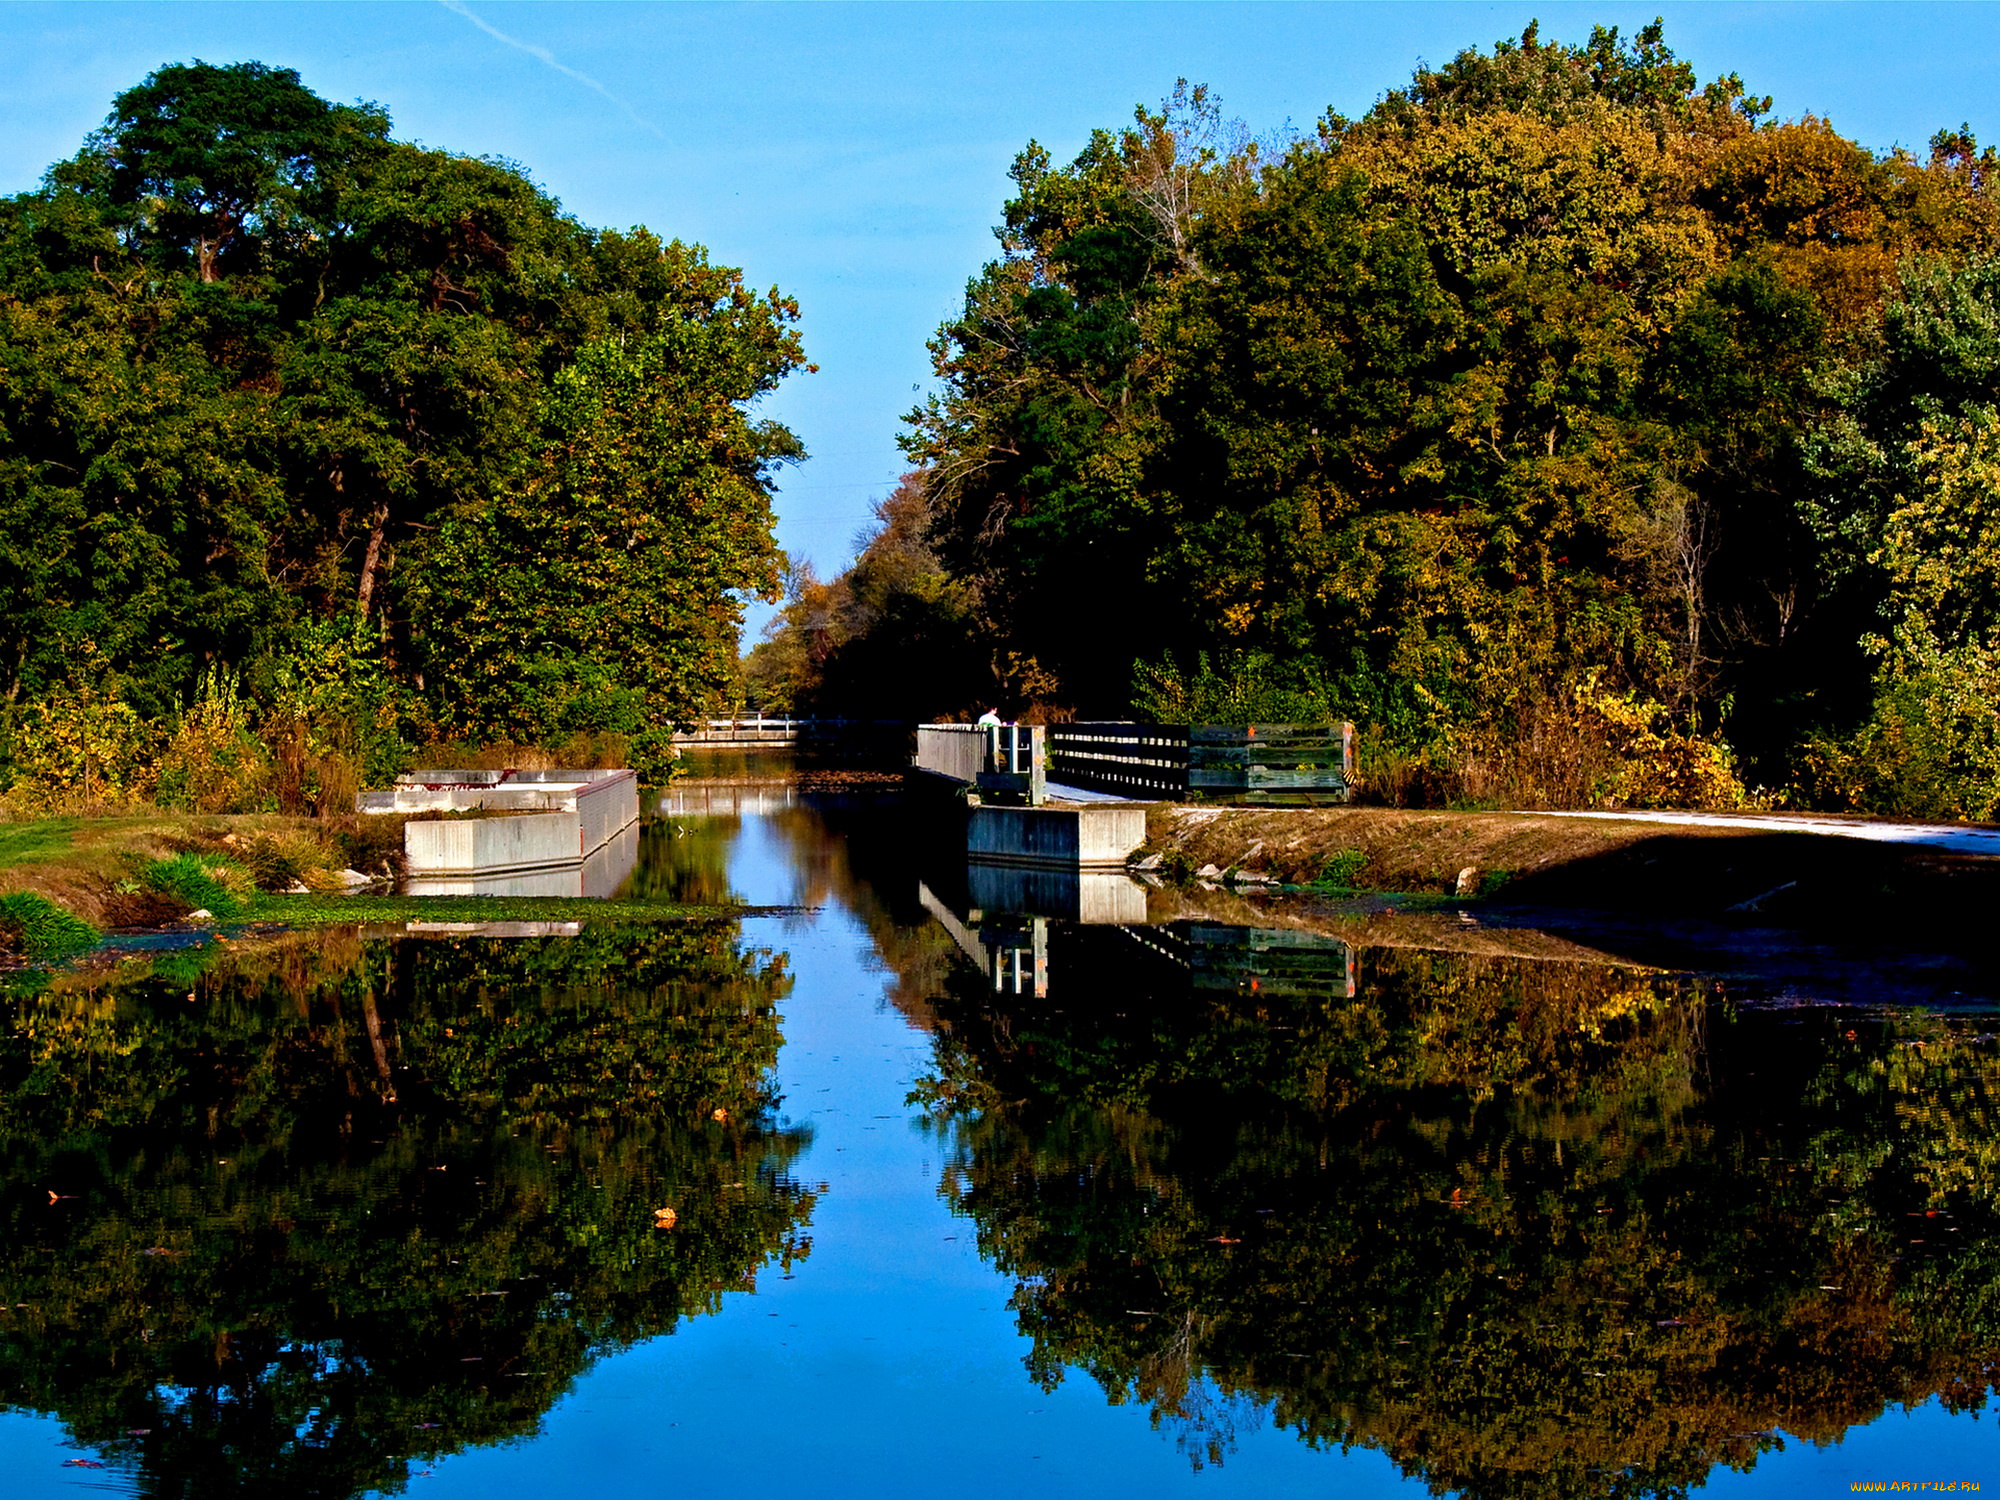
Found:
<box><xmin>0</xmin><ymin>61</ymin><xmax>804</xmax><ymax>799</ymax></box>
<box><xmin>762</xmin><ymin>22</ymin><xmax>2000</xmax><ymax>815</ymax></box>
<box><xmin>913</xmin><ymin>924</ymin><xmax>2000</xmax><ymax>1495</ymax></box>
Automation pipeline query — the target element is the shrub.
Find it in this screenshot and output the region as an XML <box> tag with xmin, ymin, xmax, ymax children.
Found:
<box><xmin>1317</xmin><ymin>849</ymin><xmax>1369</xmax><ymax>889</ymax></box>
<box><xmin>142</xmin><ymin>854</ymin><xmax>251</xmax><ymax>920</ymax></box>
<box><xmin>1358</xmin><ymin>680</ymin><xmax>1751</xmax><ymax>811</ymax></box>
<box><xmin>1792</xmin><ymin>644</ymin><xmax>2000</xmax><ymax>822</ymax></box>
<box><xmin>4</xmin><ymin>678</ymin><xmax>162</xmax><ymax>810</ymax></box>
<box><xmin>155</xmin><ymin>666</ymin><xmax>274</xmax><ymax>813</ymax></box>
<box><xmin>0</xmin><ymin>892</ymin><xmax>98</xmax><ymax>959</ymax></box>
<box><xmin>1132</xmin><ymin>650</ymin><xmax>1331</xmax><ymax>725</ymax></box>
<box><xmin>239</xmin><ymin>830</ymin><xmax>345</xmax><ymax>893</ymax></box>
<box><xmin>331</xmin><ymin>816</ymin><xmax>407</xmax><ymax>882</ymax></box>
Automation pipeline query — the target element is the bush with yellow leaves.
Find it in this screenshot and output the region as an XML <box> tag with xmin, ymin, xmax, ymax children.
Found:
<box><xmin>155</xmin><ymin>667</ymin><xmax>275</xmax><ymax>814</ymax></box>
<box><xmin>3</xmin><ymin>677</ymin><xmax>162</xmax><ymax>812</ymax></box>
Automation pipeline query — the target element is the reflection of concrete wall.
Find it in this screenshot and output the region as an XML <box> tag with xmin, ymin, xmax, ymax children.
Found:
<box><xmin>967</xmin><ymin>804</ymin><xmax>1145</xmax><ymax>869</ymax></box>
<box><xmin>966</xmin><ymin>863</ymin><xmax>1149</xmax><ymax>924</ymax></box>
<box><xmin>659</xmin><ymin>785</ymin><xmax>797</xmax><ymax>817</ymax></box>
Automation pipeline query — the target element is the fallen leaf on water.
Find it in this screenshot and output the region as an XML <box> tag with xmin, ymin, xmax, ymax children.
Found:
<box><xmin>62</xmin><ymin>1459</ymin><xmax>106</xmax><ymax>1468</ymax></box>
<box><xmin>1209</xmin><ymin>1236</ymin><xmax>1242</xmax><ymax>1245</ymax></box>
<box><xmin>711</xmin><ymin>1107</ymin><xmax>729</xmax><ymax>1123</ymax></box>
<box><xmin>653</xmin><ymin>1206</ymin><xmax>678</xmax><ymax>1230</ymax></box>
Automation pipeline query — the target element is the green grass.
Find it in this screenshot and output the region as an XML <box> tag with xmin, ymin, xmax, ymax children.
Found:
<box><xmin>0</xmin><ymin>891</ymin><xmax>99</xmax><ymax>958</ymax></box>
<box><xmin>143</xmin><ymin>853</ymin><xmax>249</xmax><ymax>920</ymax></box>
<box><xmin>1308</xmin><ymin>848</ymin><xmax>1370</xmax><ymax>890</ymax></box>
<box><xmin>0</xmin><ymin>819</ymin><xmax>87</xmax><ymax>867</ymax></box>
<box><xmin>243</xmin><ymin>893</ymin><xmax>776</xmax><ymax>927</ymax></box>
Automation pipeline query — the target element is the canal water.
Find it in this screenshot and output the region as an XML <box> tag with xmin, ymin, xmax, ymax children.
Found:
<box><xmin>1</xmin><ymin>778</ymin><xmax>1997</xmax><ymax>1496</ymax></box>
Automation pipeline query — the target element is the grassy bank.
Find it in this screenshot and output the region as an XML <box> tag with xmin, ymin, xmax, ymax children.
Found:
<box><xmin>0</xmin><ymin>810</ymin><xmax>772</xmax><ymax>963</ymax></box>
<box><xmin>0</xmin><ymin>811</ymin><xmax>320</xmax><ymax>927</ymax></box>
<box><xmin>1140</xmin><ymin>804</ymin><xmax>2000</xmax><ymax>939</ymax></box>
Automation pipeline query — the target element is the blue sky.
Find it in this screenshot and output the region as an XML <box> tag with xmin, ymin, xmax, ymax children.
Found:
<box><xmin>4</xmin><ymin>2</ymin><xmax>1998</xmax><ymax>638</ymax></box>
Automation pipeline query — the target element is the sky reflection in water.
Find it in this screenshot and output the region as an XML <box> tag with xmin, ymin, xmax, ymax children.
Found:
<box><xmin>1</xmin><ymin>792</ymin><xmax>1997</xmax><ymax>1496</ymax></box>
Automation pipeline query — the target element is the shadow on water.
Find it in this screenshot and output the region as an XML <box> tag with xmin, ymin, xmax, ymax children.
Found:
<box><xmin>0</xmin><ymin>920</ymin><xmax>812</xmax><ymax>1498</ymax></box>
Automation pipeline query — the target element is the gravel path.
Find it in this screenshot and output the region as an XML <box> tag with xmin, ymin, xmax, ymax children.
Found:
<box><xmin>1533</xmin><ymin>808</ymin><xmax>2000</xmax><ymax>857</ymax></box>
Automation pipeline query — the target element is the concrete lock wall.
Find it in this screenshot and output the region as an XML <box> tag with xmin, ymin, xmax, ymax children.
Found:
<box><xmin>576</xmin><ymin>771</ymin><xmax>640</xmax><ymax>856</ymax></box>
<box><xmin>405</xmin><ymin>821</ymin><xmax>641</xmax><ymax>898</ymax></box>
<box><xmin>404</xmin><ymin>812</ymin><xmax>580</xmax><ymax>875</ymax></box>
<box><xmin>967</xmin><ymin>804</ymin><xmax>1146</xmax><ymax>869</ymax></box>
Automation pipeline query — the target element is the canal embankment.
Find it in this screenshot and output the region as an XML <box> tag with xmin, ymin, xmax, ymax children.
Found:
<box><xmin>1140</xmin><ymin>803</ymin><xmax>2000</xmax><ymax>936</ymax></box>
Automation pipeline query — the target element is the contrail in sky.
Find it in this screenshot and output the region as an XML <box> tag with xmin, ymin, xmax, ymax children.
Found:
<box><xmin>438</xmin><ymin>0</ymin><xmax>664</xmax><ymax>138</ymax></box>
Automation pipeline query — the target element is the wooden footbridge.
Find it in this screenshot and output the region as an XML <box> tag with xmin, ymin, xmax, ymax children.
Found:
<box><xmin>913</xmin><ymin>721</ymin><xmax>1358</xmax><ymax>806</ymax></box>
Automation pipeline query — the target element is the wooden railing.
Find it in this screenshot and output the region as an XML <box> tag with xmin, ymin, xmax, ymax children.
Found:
<box><xmin>1047</xmin><ymin>723</ymin><xmax>1189</xmax><ymax>799</ymax></box>
<box><xmin>914</xmin><ymin>724</ymin><xmax>987</xmax><ymax>785</ymax></box>
<box><xmin>1189</xmin><ymin>723</ymin><xmax>1357</xmax><ymax>799</ymax></box>
<box><xmin>921</xmin><ymin>721</ymin><xmax>1357</xmax><ymax>803</ymax></box>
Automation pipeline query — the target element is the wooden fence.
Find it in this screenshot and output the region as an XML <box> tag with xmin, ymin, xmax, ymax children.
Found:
<box><xmin>911</xmin><ymin>721</ymin><xmax>1357</xmax><ymax>803</ymax></box>
<box><xmin>1189</xmin><ymin>723</ymin><xmax>1357</xmax><ymax>800</ymax></box>
<box><xmin>1045</xmin><ymin>722</ymin><xmax>1356</xmax><ymax>802</ymax></box>
<box><xmin>1046</xmin><ymin>724</ymin><xmax>1189</xmax><ymax>799</ymax></box>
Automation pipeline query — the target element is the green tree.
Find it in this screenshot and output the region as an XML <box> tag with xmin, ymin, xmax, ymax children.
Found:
<box><xmin>408</xmin><ymin>316</ymin><xmax>801</xmax><ymax>774</ymax></box>
<box><xmin>0</xmin><ymin>60</ymin><xmax>805</xmax><ymax>779</ymax></box>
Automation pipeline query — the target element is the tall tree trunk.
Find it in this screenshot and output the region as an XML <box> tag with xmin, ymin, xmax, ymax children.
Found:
<box><xmin>356</xmin><ymin>500</ymin><xmax>392</xmax><ymax>618</ymax></box>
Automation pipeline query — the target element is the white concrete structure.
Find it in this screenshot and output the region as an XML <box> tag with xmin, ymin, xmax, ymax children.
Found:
<box><xmin>966</xmin><ymin>803</ymin><xmax>1148</xmax><ymax>870</ymax></box>
<box><xmin>359</xmin><ymin>769</ymin><xmax>641</xmax><ymax>896</ymax></box>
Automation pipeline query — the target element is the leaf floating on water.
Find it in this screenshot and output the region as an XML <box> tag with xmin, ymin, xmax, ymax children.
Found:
<box><xmin>61</xmin><ymin>1458</ymin><xmax>106</xmax><ymax>1468</ymax></box>
<box><xmin>653</xmin><ymin>1206</ymin><xmax>679</xmax><ymax>1230</ymax></box>
<box><xmin>712</xmin><ymin>1107</ymin><xmax>730</xmax><ymax>1122</ymax></box>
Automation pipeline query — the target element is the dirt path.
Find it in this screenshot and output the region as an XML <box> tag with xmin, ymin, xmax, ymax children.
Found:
<box><xmin>1534</xmin><ymin>808</ymin><xmax>2000</xmax><ymax>857</ymax></box>
<box><xmin>1140</xmin><ymin>803</ymin><xmax>2000</xmax><ymax>944</ymax></box>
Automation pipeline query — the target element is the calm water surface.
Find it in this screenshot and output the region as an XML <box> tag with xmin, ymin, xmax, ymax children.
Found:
<box><xmin>1</xmin><ymin>787</ymin><xmax>1997</xmax><ymax>1497</ymax></box>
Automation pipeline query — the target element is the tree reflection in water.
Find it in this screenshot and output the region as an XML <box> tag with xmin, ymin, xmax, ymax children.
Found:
<box><xmin>0</xmin><ymin>921</ymin><xmax>812</xmax><ymax>1498</ymax></box>
<box><xmin>914</xmin><ymin>924</ymin><xmax>2000</xmax><ymax>1497</ymax></box>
